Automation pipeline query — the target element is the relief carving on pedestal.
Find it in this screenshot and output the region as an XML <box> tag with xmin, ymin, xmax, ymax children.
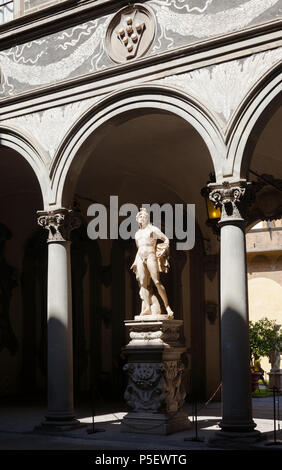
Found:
<box><xmin>163</xmin><ymin>360</ymin><xmax>186</xmax><ymax>412</ymax></box>
<box><xmin>123</xmin><ymin>359</ymin><xmax>187</xmax><ymax>413</ymax></box>
<box><xmin>124</xmin><ymin>362</ymin><xmax>166</xmax><ymax>411</ymax></box>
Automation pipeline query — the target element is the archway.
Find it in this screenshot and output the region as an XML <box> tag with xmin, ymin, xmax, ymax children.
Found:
<box><xmin>228</xmin><ymin>68</ymin><xmax>281</xmax><ymax>180</ymax></box>
<box><xmin>50</xmin><ymin>87</ymin><xmax>225</xmax><ymax>208</ymax></box>
<box><xmin>0</xmin><ymin>143</ymin><xmax>45</xmax><ymax>399</ymax></box>
<box><xmin>59</xmin><ymin>100</ymin><xmax>221</xmax><ymax>404</ymax></box>
<box><xmin>242</xmin><ymin>83</ymin><xmax>282</xmax><ymax>393</ymax></box>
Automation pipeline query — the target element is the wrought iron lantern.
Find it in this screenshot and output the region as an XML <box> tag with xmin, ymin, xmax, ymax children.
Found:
<box><xmin>201</xmin><ymin>174</ymin><xmax>221</xmax><ymax>234</ymax></box>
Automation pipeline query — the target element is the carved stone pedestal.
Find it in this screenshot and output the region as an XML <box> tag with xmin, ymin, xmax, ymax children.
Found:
<box><xmin>121</xmin><ymin>318</ymin><xmax>191</xmax><ymax>435</ymax></box>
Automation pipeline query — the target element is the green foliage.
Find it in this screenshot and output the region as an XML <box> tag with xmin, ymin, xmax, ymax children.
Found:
<box><xmin>249</xmin><ymin>317</ymin><xmax>282</xmax><ymax>361</ymax></box>
<box><xmin>252</xmin><ymin>389</ymin><xmax>273</xmax><ymax>398</ymax></box>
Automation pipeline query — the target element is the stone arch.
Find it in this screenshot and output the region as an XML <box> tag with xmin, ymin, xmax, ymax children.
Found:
<box><xmin>248</xmin><ymin>254</ymin><xmax>270</xmax><ymax>273</ymax></box>
<box><xmin>49</xmin><ymin>85</ymin><xmax>226</xmax><ymax>207</ymax></box>
<box><xmin>0</xmin><ymin>125</ymin><xmax>49</xmax><ymax>396</ymax></box>
<box><xmin>224</xmin><ymin>63</ymin><xmax>282</xmax><ymax>179</ymax></box>
<box><xmin>0</xmin><ymin>125</ymin><xmax>49</xmax><ymax>205</ymax></box>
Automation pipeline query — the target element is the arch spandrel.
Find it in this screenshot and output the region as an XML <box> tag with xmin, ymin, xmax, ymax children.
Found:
<box><xmin>0</xmin><ymin>125</ymin><xmax>50</xmax><ymax>206</ymax></box>
<box><xmin>223</xmin><ymin>63</ymin><xmax>282</xmax><ymax>180</ymax></box>
<box><xmin>49</xmin><ymin>86</ymin><xmax>226</xmax><ymax>208</ymax></box>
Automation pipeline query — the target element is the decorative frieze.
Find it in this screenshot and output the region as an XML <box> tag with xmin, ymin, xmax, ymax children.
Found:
<box><xmin>0</xmin><ymin>0</ymin><xmax>280</xmax><ymax>99</ymax></box>
<box><xmin>150</xmin><ymin>0</ymin><xmax>281</xmax><ymax>50</ymax></box>
<box><xmin>126</xmin><ymin>319</ymin><xmax>184</xmax><ymax>347</ymax></box>
<box><xmin>0</xmin><ymin>17</ymin><xmax>110</xmax><ymax>98</ymax></box>
<box><xmin>129</xmin><ymin>326</ymin><xmax>180</xmax><ymax>344</ymax></box>
<box><xmin>37</xmin><ymin>208</ymin><xmax>81</xmax><ymax>242</ymax></box>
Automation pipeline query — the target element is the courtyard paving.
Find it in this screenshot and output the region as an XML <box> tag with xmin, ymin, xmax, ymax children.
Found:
<box><xmin>0</xmin><ymin>395</ymin><xmax>281</xmax><ymax>455</ymax></box>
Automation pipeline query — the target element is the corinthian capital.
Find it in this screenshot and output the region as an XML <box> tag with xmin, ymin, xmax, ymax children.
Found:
<box><xmin>209</xmin><ymin>181</ymin><xmax>253</xmax><ymax>224</ymax></box>
<box><xmin>37</xmin><ymin>208</ymin><xmax>81</xmax><ymax>242</ymax></box>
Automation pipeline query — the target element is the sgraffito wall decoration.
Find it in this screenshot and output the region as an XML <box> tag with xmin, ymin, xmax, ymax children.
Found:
<box><xmin>1</xmin><ymin>96</ymin><xmax>104</xmax><ymax>165</ymax></box>
<box><xmin>156</xmin><ymin>47</ymin><xmax>282</xmax><ymax>125</ymax></box>
<box><xmin>0</xmin><ymin>0</ymin><xmax>281</xmax><ymax>99</ymax></box>
<box><xmin>0</xmin><ymin>17</ymin><xmax>112</xmax><ymax>97</ymax></box>
<box><xmin>1</xmin><ymin>46</ymin><xmax>281</xmax><ymax>168</ymax></box>
<box><xmin>149</xmin><ymin>0</ymin><xmax>281</xmax><ymax>52</ymax></box>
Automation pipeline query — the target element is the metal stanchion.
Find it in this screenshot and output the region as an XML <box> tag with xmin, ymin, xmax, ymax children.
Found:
<box><xmin>87</xmin><ymin>401</ymin><xmax>105</xmax><ymax>435</ymax></box>
<box><xmin>184</xmin><ymin>382</ymin><xmax>222</xmax><ymax>444</ymax></box>
<box><xmin>87</xmin><ymin>338</ymin><xmax>105</xmax><ymax>434</ymax></box>
<box><xmin>265</xmin><ymin>386</ymin><xmax>282</xmax><ymax>446</ymax></box>
<box><xmin>184</xmin><ymin>395</ymin><xmax>204</xmax><ymax>443</ymax></box>
<box><xmin>87</xmin><ymin>383</ymin><xmax>106</xmax><ymax>434</ymax></box>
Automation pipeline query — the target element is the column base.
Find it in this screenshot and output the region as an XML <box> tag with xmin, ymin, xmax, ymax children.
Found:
<box><xmin>219</xmin><ymin>419</ymin><xmax>257</xmax><ymax>433</ymax></box>
<box><xmin>34</xmin><ymin>414</ymin><xmax>86</xmax><ymax>433</ymax></box>
<box><xmin>208</xmin><ymin>430</ymin><xmax>263</xmax><ymax>449</ymax></box>
<box><xmin>121</xmin><ymin>411</ymin><xmax>191</xmax><ymax>435</ymax></box>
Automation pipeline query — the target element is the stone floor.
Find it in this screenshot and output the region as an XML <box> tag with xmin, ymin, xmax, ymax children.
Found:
<box><xmin>0</xmin><ymin>395</ymin><xmax>281</xmax><ymax>453</ymax></box>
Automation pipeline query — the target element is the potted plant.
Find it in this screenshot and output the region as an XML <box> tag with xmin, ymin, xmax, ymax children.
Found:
<box><xmin>249</xmin><ymin>318</ymin><xmax>282</xmax><ymax>392</ymax></box>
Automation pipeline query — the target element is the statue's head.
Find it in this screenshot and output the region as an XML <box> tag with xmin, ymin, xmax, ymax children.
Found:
<box><xmin>136</xmin><ymin>207</ymin><xmax>149</xmax><ymax>228</ymax></box>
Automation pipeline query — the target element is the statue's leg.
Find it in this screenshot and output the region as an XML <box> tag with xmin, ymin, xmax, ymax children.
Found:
<box><xmin>147</xmin><ymin>255</ymin><xmax>174</xmax><ymax>317</ymax></box>
<box><xmin>137</xmin><ymin>258</ymin><xmax>151</xmax><ymax>315</ymax></box>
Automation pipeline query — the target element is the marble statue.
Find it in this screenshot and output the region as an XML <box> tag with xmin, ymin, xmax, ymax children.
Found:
<box><xmin>131</xmin><ymin>208</ymin><xmax>174</xmax><ymax>318</ymax></box>
<box><xmin>269</xmin><ymin>349</ymin><xmax>281</xmax><ymax>372</ymax></box>
<box><xmin>269</xmin><ymin>324</ymin><xmax>281</xmax><ymax>372</ymax></box>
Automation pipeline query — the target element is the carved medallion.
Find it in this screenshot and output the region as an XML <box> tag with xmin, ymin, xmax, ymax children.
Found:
<box><xmin>105</xmin><ymin>4</ymin><xmax>155</xmax><ymax>64</ymax></box>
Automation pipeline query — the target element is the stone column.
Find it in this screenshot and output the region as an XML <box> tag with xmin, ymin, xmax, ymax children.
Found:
<box><xmin>208</xmin><ymin>182</ymin><xmax>261</xmax><ymax>448</ymax></box>
<box><xmin>37</xmin><ymin>208</ymin><xmax>81</xmax><ymax>430</ymax></box>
